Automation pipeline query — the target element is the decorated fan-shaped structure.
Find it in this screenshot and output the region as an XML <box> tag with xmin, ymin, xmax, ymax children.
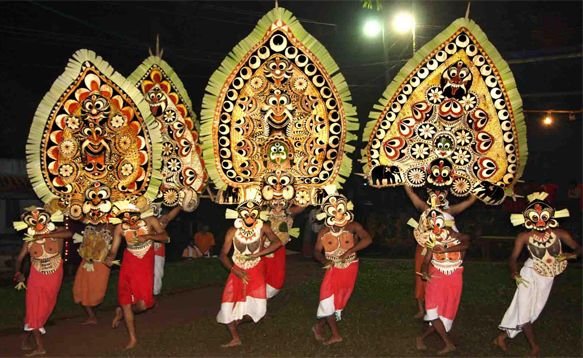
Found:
<box><xmin>26</xmin><ymin>49</ymin><xmax>162</xmax><ymax>225</ymax></box>
<box><xmin>201</xmin><ymin>7</ymin><xmax>358</xmax><ymax>206</ymax></box>
<box><xmin>129</xmin><ymin>56</ymin><xmax>208</xmax><ymax>212</ymax></box>
<box><xmin>361</xmin><ymin>18</ymin><xmax>527</xmax><ymax>205</ymax></box>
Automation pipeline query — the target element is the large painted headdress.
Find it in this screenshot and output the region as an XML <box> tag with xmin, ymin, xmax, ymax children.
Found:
<box><xmin>26</xmin><ymin>50</ymin><xmax>163</xmax><ymax>225</ymax></box>
<box><xmin>510</xmin><ymin>192</ymin><xmax>569</xmax><ymax>231</ymax></box>
<box><xmin>129</xmin><ymin>56</ymin><xmax>208</xmax><ymax>212</ymax></box>
<box><xmin>201</xmin><ymin>7</ymin><xmax>358</xmax><ymax>207</ymax></box>
<box><xmin>360</xmin><ymin>18</ymin><xmax>528</xmax><ymax>205</ymax></box>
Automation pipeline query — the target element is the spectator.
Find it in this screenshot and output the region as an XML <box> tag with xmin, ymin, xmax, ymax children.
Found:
<box><xmin>183</xmin><ymin>225</ymin><xmax>215</xmax><ymax>258</ymax></box>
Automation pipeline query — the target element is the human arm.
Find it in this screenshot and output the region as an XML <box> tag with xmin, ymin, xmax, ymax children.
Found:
<box><xmin>159</xmin><ymin>206</ymin><xmax>182</xmax><ymax>229</ymax></box>
<box><xmin>249</xmin><ymin>223</ymin><xmax>282</xmax><ymax>258</ymax></box>
<box><xmin>288</xmin><ymin>205</ymin><xmax>305</xmax><ymax>217</ymax></box>
<box><xmin>447</xmin><ymin>195</ymin><xmax>478</xmax><ymax>216</ymax></box>
<box><xmin>509</xmin><ymin>232</ymin><xmax>528</xmax><ymax>285</ymax></box>
<box><xmin>13</xmin><ymin>242</ymin><xmax>28</xmax><ymax>283</ymax></box>
<box><xmin>555</xmin><ymin>228</ymin><xmax>581</xmax><ymax>260</ymax></box>
<box><xmin>420</xmin><ymin>246</ymin><xmax>433</xmax><ymax>281</ymax></box>
<box><xmin>404</xmin><ymin>185</ymin><xmax>428</xmax><ymax>212</ymax></box>
<box><xmin>339</xmin><ymin>222</ymin><xmax>373</xmax><ymax>259</ymax></box>
<box><xmin>219</xmin><ymin>228</ymin><xmax>248</xmax><ymax>283</ymax></box>
<box><xmin>104</xmin><ymin>225</ymin><xmax>123</xmax><ymax>266</ymax></box>
<box><xmin>138</xmin><ymin>217</ymin><xmax>169</xmax><ymax>243</ymax></box>
<box><xmin>312</xmin><ymin>228</ymin><xmax>329</xmax><ymax>267</ymax></box>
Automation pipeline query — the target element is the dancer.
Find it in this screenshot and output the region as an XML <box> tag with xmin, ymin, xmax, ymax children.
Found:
<box><xmin>13</xmin><ymin>207</ymin><xmax>72</xmax><ymax>357</ymax></box>
<box><xmin>494</xmin><ymin>192</ymin><xmax>580</xmax><ymax>356</ymax></box>
<box><xmin>73</xmin><ymin>223</ymin><xmax>114</xmax><ymax>325</ymax></box>
<box><xmin>217</xmin><ymin>199</ymin><xmax>282</xmax><ymax>347</ymax></box>
<box><xmin>154</xmin><ymin>206</ymin><xmax>181</xmax><ymax>295</ymax></box>
<box><xmin>404</xmin><ymin>186</ymin><xmax>476</xmax><ymax>318</ymax></box>
<box><xmin>416</xmin><ymin>208</ymin><xmax>470</xmax><ymax>355</ymax></box>
<box><xmin>312</xmin><ymin>188</ymin><xmax>372</xmax><ymax>345</ymax></box>
<box><xmin>106</xmin><ymin>201</ymin><xmax>169</xmax><ymax>349</ymax></box>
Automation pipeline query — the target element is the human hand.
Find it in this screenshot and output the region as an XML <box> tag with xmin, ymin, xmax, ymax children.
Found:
<box><xmin>513</xmin><ymin>274</ymin><xmax>529</xmax><ymax>287</ymax></box>
<box><xmin>13</xmin><ymin>272</ymin><xmax>25</xmax><ymax>283</ymax></box>
<box><xmin>322</xmin><ymin>260</ymin><xmax>333</xmax><ymax>270</ymax></box>
<box><xmin>137</xmin><ymin>234</ymin><xmax>151</xmax><ymax>243</ymax></box>
<box><xmin>556</xmin><ymin>253</ymin><xmax>577</xmax><ymax>262</ymax></box>
<box><xmin>432</xmin><ymin>245</ymin><xmax>444</xmax><ymax>253</ymax></box>
<box><xmin>14</xmin><ymin>281</ymin><xmax>26</xmax><ymax>290</ymax></box>
<box><xmin>231</xmin><ymin>267</ymin><xmax>249</xmax><ymax>284</ymax></box>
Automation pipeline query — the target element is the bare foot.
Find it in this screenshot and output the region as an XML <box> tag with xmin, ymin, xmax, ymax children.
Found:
<box><xmin>437</xmin><ymin>343</ymin><xmax>456</xmax><ymax>355</ymax></box>
<box><xmin>413</xmin><ymin>311</ymin><xmax>425</xmax><ymax>319</ymax></box>
<box><xmin>493</xmin><ymin>335</ymin><xmax>507</xmax><ymax>352</ymax></box>
<box><xmin>124</xmin><ymin>338</ymin><xmax>137</xmax><ymax>350</ymax></box>
<box><xmin>323</xmin><ymin>336</ymin><xmax>343</xmax><ymax>345</ymax></box>
<box><xmin>416</xmin><ymin>336</ymin><xmax>427</xmax><ymax>351</ymax></box>
<box><xmin>81</xmin><ymin>317</ymin><xmax>98</xmax><ymax>325</ymax></box>
<box><xmin>221</xmin><ymin>338</ymin><xmax>242</xmax><ymax>348</ymax></box>
<box><xmin>312</xmin><ymin>324</ymin><xmax>324</xmax><ymax>342</ymax></box>
<box><xmin>112</xmin><ymin>307</ymin><xmax>123</xmax><ymax>329</ymax></box>
<box><xmin>21</xmin><ymin>335</ymin><xmax>35</xmax><ymax>351</ymax></box>
<box><xmin>24</xmin><ymin>348</ymin><xmax>46</xmax><ymax>357</ymax></box>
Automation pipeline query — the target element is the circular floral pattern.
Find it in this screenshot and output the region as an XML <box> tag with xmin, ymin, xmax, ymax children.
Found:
<box><xmin>406</xmin><ymin>167</ymin><xmax>427</xmax><ymax>186</ymax></box>
<box><xmin>459</xmin><ymin>93</ymin><xmax>478</xmax><ymax>111</ymax></box>
<box><xmin>110</xmin><ymin>114</ymin><xmax>125</xmax><ymax>129</ymax></box>
<box><xmin>454</xmin><ymin>129</ymin><xmax>472</xmax><ymax>146</ymax></box>
<box><xmin>120</xmin><ymin>163</ymin><xmax>134</xmax><ymax>177</ymax></box>
<box><xmin>163</xmin><ymin>188</ymin><xmax>179</xmax><ymax>205</ymax></box>
<box><xmin>58</xmin><ymin>164</ymin><xmax>74</xmax><ymax>177</ymax></box>
<box><xmin>451</xmin><ymin>148</ymin><xmax>472</xmax><ymax>166</ymax></box>
<box><xmin>426</xmin><ymin>86</ymin><xmax>444</xmax><ymax>104</ymax></box>
<box><xmin>410</xmin><ymin>142</ymin><xmax>430</xmax><ymax>160</ymax></box>
<box><xmin>166</xmin><ymin>157</ymin><xmax>182</xmax><ymax>172</ymax></box>
<box><xmin>416</xmin><ymin>123</ymin><xmax>437</xmax><ymax>140</ymax></box>
<box><xmin>451</xmin><ymin>176</ymin><xmax>471</xmax><ymax>196</ymax></box>
<box><xmin>163</xmin><ymin>109</ymin><xmax>177</xmax><ymax>123</ymax></box>
<box><xmin>66</xmin><ymin>116</ymin><xmax>80</xmax><ymax>130</ymax></box>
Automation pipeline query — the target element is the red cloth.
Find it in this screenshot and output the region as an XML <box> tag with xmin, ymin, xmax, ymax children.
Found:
<box><xmin>25</xmin><ymin>262</ymin><xmax>63</xmax><ymax>332</ymax></box>
<box><xmin>317</xmin><ymin>261</ymin><xmax>359</xmax><ymax>319</ymax></box>
<box><xmin>118</xmin><ymin>247</ymin><xmax>155</xmax><ymax>308</ymax></box>
<box><xmin>425</xmin><ymin>265</ymin><xmax>463</xmax><ymax>331</ymax></box>
<box><xmin>414</xmin><ymin>244</ymin><xmax>426</xmax><ymax>300</ymax></box>
<box><xmin>263</xmin><ymin>246</ymin><xmax>286</xmax><ymax>297</ymax></box>
<box><xmin>153</xmin><ymin>242</ymin><xmax>165</xmax><ymax>257</ymax></box>
<box><xmin>221</xmin><ymin>260</ymin><xmax>267</xmax><ymax>303</ymax></box>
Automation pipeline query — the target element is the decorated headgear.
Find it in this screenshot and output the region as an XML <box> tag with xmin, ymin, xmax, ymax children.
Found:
<box><xmin>225</xmin><ymin>187</ymin><xmax>268</xmax><ymax>222</ymax></box>
<box><xmin>200</xmin><ymin>7</ymin><xmax>358</xmax><ymax>207</ymax></box>
<box><xmin>129</xmin><ymin>56</ymin><xmax>208</xmax><ymax>212</ymax></box>
<box><xmin>360</xmin><ymin>17</ymin><xmax>528</xmax><ymax>206</ymax></box>
<box><xmin>426</xmin><ymin>188</ymin><xmax>450</xmax><ymax>209</ymax></box>
<box><xmin>316</xmin><ymin>185</ymin><xmax>354</xmax><ymax>228</ymax></box>
<box><xmin>25</xmin><ymin>49</ymin><xmax>163</xmax><ymax>225</ymax></box>
<box><xmin>109</xmin><ymin>198</ymin><xmax>153</xmax><ymax>224</ymax></box>
<box><xmin>510</xmin><ymin>192</ymin><xmax>569</xmax><ymax>231</ymax></box>
<box><xmin>13</xmin><ymin>206</ymin><xmax>64</xmax><ymax>239</ymax></box>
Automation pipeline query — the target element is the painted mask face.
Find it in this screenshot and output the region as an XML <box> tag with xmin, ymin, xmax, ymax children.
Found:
<box><xmin>263</xmin><ymin>89</ymin><xmax>294</xmax><ymax>129</ymax></box>
<box><xmin>80</xmin><ymin>122</ymin><xmax>110</xmax><ymax>178</ymax></box>
<box><xmin>321</xmin><ymin>194</ymin><xmax>353</xmax><ymax>228</ymax></box>
<box><xmin>268</xmin><ymin>141</ymin><xmax>289</xmax><ymax>166</ymax></box>
<box><xmin>426</xmin><ymin>158</ymin><xmax>454</xmax><ymax>187</ymax></box>
<box><xmin>523</xmin><ymin>200</ymin><xmax>557</xmax><ymax>231</ymax></box>
<box><xmin>82</xmin><ymin>182</ymin><xmax>112</xmax><ymax>225</ymax></box>
<box><xmin>433</xmin><ymin>132</ymin><xmax>455</xmax><ymax>158</ymax></box>
<box><xmin>426</xmin><ymin>189</ymin><xmax>449</xmax><ymax>209</ymax></box>
<box><xmin>440</xmin><ymin>60</ymin><xmax>473</xmax><ymax>98</ymax></box>
<box><xmin>81</xmin><ymin>93</ymin><xmax>110</xmax><ymax>125</ymax></box>
<box><xmin>121</xmin><ymin>211</ymin><xmax>142</xmax><ymax>227</ymax></box>
<box><xmin>263</xmin><ymin>56</ymin><xmax>293</xmax><ymax>85</ymax></box>
<box><xmin>261</xmin><ymin>170</ymin><xmax>295</xmax><ymax>205</ymax></box>
<box><xmin>21</xmin><ymin>208</ymin><xmax>55</xmax><ymax>236</ymax></box>
<box><xmin>145</xmin><ymin>85</ymin><xmax>168</xmax><ymax>116</ymax></box>
<box><xmin>426</xmin><ymin>209</ymin><xmax>446</xmax><ymax>235</ymax></box>
<box><xmin>237</xmin><ymin>200</ymin><xmax>261</xmax><ymax>227</ymax></box>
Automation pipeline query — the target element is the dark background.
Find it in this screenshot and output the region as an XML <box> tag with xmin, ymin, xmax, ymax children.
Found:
<box><xmin>0</xmin><ymin>1</ymin><xmax>580</xmax><ymax>260</ymax></box>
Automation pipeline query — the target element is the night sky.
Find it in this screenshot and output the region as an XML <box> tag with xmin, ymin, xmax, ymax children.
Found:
<box><xmin>0</xmin><ymin>0</ymin><xmax>581</xmax><ymax>189</ymax></box>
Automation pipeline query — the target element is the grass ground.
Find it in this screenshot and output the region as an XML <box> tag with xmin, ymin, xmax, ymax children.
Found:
<box><xmin>99</xmin><ymin>259</ymin><xmax>581</xmax><ymax>357</ymax></box>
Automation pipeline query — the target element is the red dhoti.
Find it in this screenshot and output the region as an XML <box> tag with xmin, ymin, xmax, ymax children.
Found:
<box><xmin>317</xmin><ymin>260</ymin><xmax>359</xmax><ymax>321</ymax></box>
<box><xmin>264</xmin><ymin>246</ymin><xmax>286</xmax><ymax>298</ymax></box>
<box><xmin>118</xmin><ymin>247</ymin><xmax>155</xmax><ymax>308</ymax></box>
<box><xmin>24</xmin><ymin>262</ymin><xmax>63</xmax><ymax>334</ymax></box>
<box><xmin>414</xmin><ymin>244</ymin><xmax>426</xmax><ymax>300</ymax></box>
<box><xmin>216</xmin><ymin>260</ymin><xmax>267</xmax><ymax>324</ymax></box>
<box><xmin>424</xmin><ymin>265</ymin><xmax>463</xmax><ymax>332</ymax></box>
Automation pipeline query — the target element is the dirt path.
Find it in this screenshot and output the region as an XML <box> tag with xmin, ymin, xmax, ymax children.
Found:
<box><xmin>0</xmin><ymin>254</ymin><xmax>318</xmax><ymax>357</ymax></box>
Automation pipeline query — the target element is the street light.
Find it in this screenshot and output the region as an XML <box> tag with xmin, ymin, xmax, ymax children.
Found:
<box><xmin>392</xmin><ymin>11</ymin><xmax>416</xmax><ymax>54</ymax></box>
<box><xmin>543</xmin><ymin>114</ymin><xmax>553</xmax><ymax>126</ymax></box>
<box><xmin>363</xmin><ymin>18</ymin><xmax>382</xmax><ymax>38</ymax></box>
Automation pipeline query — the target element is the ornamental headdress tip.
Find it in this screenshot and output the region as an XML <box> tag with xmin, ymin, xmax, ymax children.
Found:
<box><xmin>527</xmin><ymin>192</ymin><xmax>548</xmax><ymax>202</ymax></box>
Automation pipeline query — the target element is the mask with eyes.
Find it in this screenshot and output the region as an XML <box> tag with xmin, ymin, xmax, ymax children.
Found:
<box><xmin>433</xmin><ymin>132</ymin><xmax>456</xmax><ymax>159</ymax></box>
<box><xmin>82</xmin><ymin>182</ymin><xmax>113</xmax><ymax>225</ymax></box>
<box><xmin>321</xmin><ymin>193</ymin><xmax>354</xmax><ymax>228</ymax></box>
<box><xmin>235</xmin><ymin>200</ymin><xmax>262</xmax><ymax>228</ymax></box>
<box><xmin>426</xmin><ymin>189</ymin><xmax>450</xmax><ymax>210</ymax></box>
<box><xmin>263</xmin><ymin>56</ymin><xmax>293</xmax><ymax>86</ymax></box>
<box><xmin>261</xmin><ymin>170</ymin><xmax>295</xmax><ymax>207</ymax></box>
<box><xmin>19</xmin><ymin>207</ymin><xmax>56</xmax><ymax>237</ymax></box>
<box><xmin>426</xmin><ymin>158</ymin><xmax>454</xmax><ymax>188</ymax></box>
<box><xmin>145</xmin><ymin>85</ymin><xmax>168</xmax><ymax>117</ymax></box>
<box><xmin>510</xmin><ymin>192</ymin><xmax>570</xmax><ymax>231</ymax></box>
<box><xmin>440</xmin><ymin>60</ymin><xmax>473</xmax><ymax>99</ymax></box>
<box><xmin>266</xmin><ymin>139</ymin><xmax>292</xmax><ymax>169</ymax></box>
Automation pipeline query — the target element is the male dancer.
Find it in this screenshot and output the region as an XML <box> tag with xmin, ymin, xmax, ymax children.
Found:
<box><xmin>13</xmin><ymin>207</ymin><xmax>72</xmax><ymax>356</ymax></box>
<box><xmin>105</xmin><ymin>202</ymin><xmax>169</xmax><ymax>349</ymax></box>
<box><xmin>404</xmin><ymin>185</ymin><xmax>476</xmax><ymax>318</ymax></box>
<box><xmin>217</xmin><ymin>199</ymin><xmax>282</xmax><ymax>347</ymax></box>
<box><xmin>416</xmin><ymin>208</ymin><xmax>469</xmax><ymax>355</ymax></box>
<box><xmin>494</xmin><ymin>192</ymin><xmax>580</xmax><ymax>356</ymax></box>
<box><xmin>312</xmin><ymin>188</ymin><xmax>372</xmax><ymax>345</ymax></box>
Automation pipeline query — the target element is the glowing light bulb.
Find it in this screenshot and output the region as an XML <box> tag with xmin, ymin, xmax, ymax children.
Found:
<box><xmin>363</xmin><ymin>18</ymin><xmax>382</xmax><ymax>38</ymax></box>
<box><xmin>393</xmin><ymin>12</ymin><xmax>415</xmax><ymax>34</ymax></box>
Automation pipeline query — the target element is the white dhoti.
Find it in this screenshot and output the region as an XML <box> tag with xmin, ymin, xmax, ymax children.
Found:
<box><xmin>153</xmin><ymin>255</ymin><xmax>165</xmax><ymax>295</ymax></box>
<box><xmin>498</xmin><ymin>259</ymin><xmax>554</xmax><ymax>338</ymax></box>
